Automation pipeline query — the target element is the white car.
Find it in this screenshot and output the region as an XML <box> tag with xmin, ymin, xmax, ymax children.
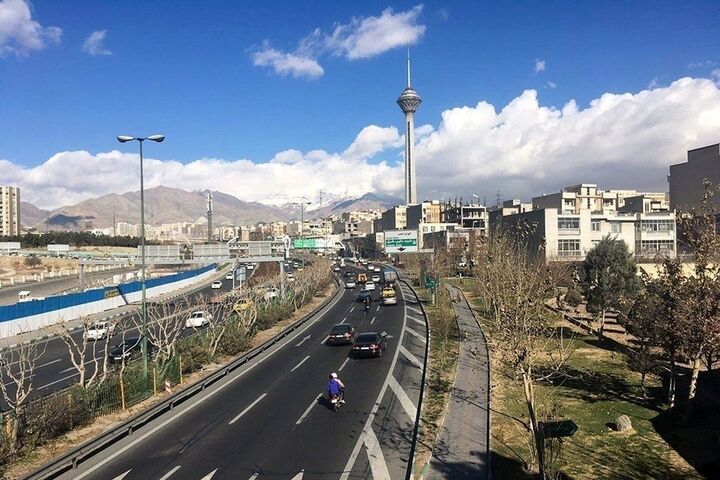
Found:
<box><xmin>186</xmin><ymin>311</ymin><xmax>212</xmax><ymax>329</ymax></box>
<box><xmin>364</xmin><ymin>281</ymin><xmax>375</xmax><ymax>291</ymax></box>
<box><xmin>345</xmin><ymin>280</ymin><xmax>356</xmax><ymax>289</ymax></box>
<box><xmin>373</xmin><ymin>266</ymin><xmax>381</xmax><ymax>272</ymax></box>
<box><xmin>211</xmin><ymin>281</ymin><xmax>223</xmax><ymax>289</ymax></box>
<box><xmin>333</xmin><ymin>266</ymin><xmax>341</xmax><ymax>272</ymax></box>
<box><xmin>264</xmin><ymin>289</ymin><xmax>278</xmax><ymax>301</ymax></box>
<box><xmin>226</xmin><ymin>272</ymin><xmax>234</xmax><ymax>280</ymax></box>
<box><xmin>246</xmin><ymin>263</ymin><xmax>255</xmax><ymax>270</ymax></box>
<box><xmin>84</xmin><ymin>321</ymin><xmax>115</xmax><ymax>341</ymax></box>
<box><xmin>371</xmin><ymin>274</ymin><xmax>381</xmax><ymax>283</ymax></box>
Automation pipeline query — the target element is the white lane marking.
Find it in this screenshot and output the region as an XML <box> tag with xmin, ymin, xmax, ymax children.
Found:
<box><xmin>69</xmin><ymin>287</ymin><xmax>346</xmax><ymax>480</ymax></box>
<box><xmin>248</xmin><ymin>474</ymin><xmax>259</xmax><ymax>480</ymax></box>
<box><xmin>400</xmin><ymin>345</ymin><xmax>423</xmax><ymax>369</ymax></box>
<box><xmin>320</xmin><ymin>335</ymin><xmax>329</xmax><ymax>345</ymax></box>
<box><xmin>389</xmin><ymin>375</ymin><xmax>418</xmax><ymax>421</ymax></box>
<box><xmin>229</xmin><ymin>393</ymin><xmax>268</xmax><ymax>425</ymax></box>
<box><xmin>200</xmin><ymin>469</ymin><xmax>218</xmax><ymax>480</ymax></box>
<box><xmin>340</xmin><ymin>316</ymin><xmax>347</xmax><ymax>324</ymax></box>
<box><xmin>407</xmin><ymin>305</ymin><xmax>422</xmax><ymax>314</ymax></box>
<box><xmin>112</xmin><ymin>470</ymin><xmax>131</xmax><ymax>480</ymax></box>
<box><xmin>350</xmin><ymin>305</ymin><xmax>355</xmax><ymax>312</ymax></box>
<box><xmin>370</xmin><ymin>315</ymin><xmax>376</xmax><ymax>325</ymax></box>
<box><xmin>296</xmin><ymin>393</ymin><xmax>322</xmax><ymax>425</ymax></box>
<box><xmin>376</xmin><ymin>305</ymin><xmax>380</xmax><ymax>312</ymax></box>
<box><xmin>340</xmin><ymin>284</ymin><xmax>410</xmax><ymax>480</ymax></box>
<box><xmin>291</xmin><ymin>470</ymin><xmax>305</xmax><ymax>480</ymax></box>
<box><xmin>364</xmin><ymin>426</ymin><xmax>392</xmax><ymax>480</ymax></box>
<box><xmin>295</xmin><ymin>334</ymin><xmax>311</xmax><ymax>347</ymax></box>
<box><xmin>37</xmin><ymin>358</ymin><xmax>62</xmax><ymax>369</ymax></box>
<box><xmin>38</xmin><ymin>372</ymin><xmax>79</xmax><ymax>390</ymax></box>
<box><xmin>409</xmin><ymin>315</ymin><xmax>425</xmax><ymax>326</ymax></box>
<box><xmin>338</xmin><ymin>357</ymin><xmax>350</xmax><ymax>372</ymax></box>
<box><xmin>405</xmin><ymin>326</ymin><xmax>427</xmax><ymax>343</ymax></box>
<box><xmin>158</xmin><ymin>466</ymin><xmax>181</xmax><ymax>480</ymax></box>
<box><xmin>290</xmin><ymin>355</ymin><xmax>311</xmax><ymax>372</ymax></box>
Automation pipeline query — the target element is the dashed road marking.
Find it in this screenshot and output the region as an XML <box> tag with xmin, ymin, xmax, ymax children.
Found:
<box><xmin>296</xmin><ymin>393</ymin><xmax>322</xmax><ymax>425</ymax></box>
<box><xmin>112</xmin><ymin>471</ymin><xmax>131</xmax><ymax>480</ymax></box>
<box><xmin>229</xmin><ymin>393</ymin><xmax>268</xmax><ymax>424</ymax></box>
<box><xmin>370</xmin><ymin>315</ymin><xmax>376</xmax><ymax>325</ymax></box>
<box><xmin>376</xmin><ymin>305</ymin><xmax>380</xmax><ymax>312</ymax></box>
<box><xmin>320</xmin><ymin>336</ymin><xmax>329</xmax><ymax>345</ymax></box>
<box><xmin>158</xmin><ymin>466</ymin><xmax>181</xmax><ymax>480</ymax></box>
<box><xmin>338</xmin><ymin>357</ymin><xmax>350</xmax><ymax>371</ymax></box>
<box><xmin>400</xmin><ymin>345</ymin><xmax>423</xmax><ymax>369</ymax></box>
<box><xmin>404</xmin><ymin>326</ymin><xmax>427</xmax><ymax>343</ymax></box>
<box><xmin>200</xmin><ymin>469</ymin><xmax>218</xmax><ymax>480</ymax></box>
<box><xmin>340</xmin><ymin>316</ymin><xmax>347</xmax><ymax>324</ymax></box>
<box><xmin>389</xmin><ymin>374</ymin><xmax>418</xmax><ymax>420</ymax></box>
<box><xmin>290</xmin><ymin>355</ymin><xmax>311</xmax><ymax>372</ymax></box>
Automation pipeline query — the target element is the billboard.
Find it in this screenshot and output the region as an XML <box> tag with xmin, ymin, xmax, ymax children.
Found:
<box><xmin>0</xmin><ymin>242</ymin><xmax>21</xmax><ymax>253</ymax></box>
<box><xmin>139</xmin><ymin>245</ymin><xmax>181</xmax><ymax>261</ymax></box>
<box><xmin>192</xmin><ymin>244</ymin><xmax>229</xmax><ymax>259</ymax></box>
<box><xmin>47</xmin><ymin>244</ymin><xmax>70</xmax><ymax>254</ymax></box>
<box><xmin>384</xmin><ymin>230</ymin><xmax>418</xmax><ymax>253</ymax></box>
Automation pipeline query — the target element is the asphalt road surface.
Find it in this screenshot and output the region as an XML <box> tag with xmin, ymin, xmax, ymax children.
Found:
<box><xmin>54</xmin><ymin>266</ymin><xmax>428</xmax><ymax>480</ymax></box>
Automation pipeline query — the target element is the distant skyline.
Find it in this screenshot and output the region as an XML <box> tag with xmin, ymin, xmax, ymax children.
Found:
<box><xmin>1</xmin><ymin>0</ymin><xmax>720</xmax><ymax>209</ymax></box>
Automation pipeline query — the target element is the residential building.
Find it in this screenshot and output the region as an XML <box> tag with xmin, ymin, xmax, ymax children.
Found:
<box><xmin>406</xmin><ymin>201</ymin><xmax>441</xmax><ymax>229</ymax></box>
<box><xmin>381</xmin><ymin>205</ymin><xmax>407</xmax><ymax>231</ymax></box>
<box><xmin>0</xmin><ymin>186</ymin><xmax>20</xmax><ymax>236</ymax></box>
<box><xmin>669</xmin><ymin>143</ymin><xmax>720</xmax><ymax>213</ymax></box>
<box><xmin>442</xmin><ymin>201</ymin><xmax>489</xmax><ymax>235</ymax></box>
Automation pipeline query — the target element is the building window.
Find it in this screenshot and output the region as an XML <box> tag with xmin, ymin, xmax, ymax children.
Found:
<box><xmin>558</xmin><ymin>218</ymin><xmax>580</xmax><ymax>230</ymax></box>
<box><xmin>639</xmin><ymin>219</ymin><xmax>675</xmax><ymax>232</ymax></box>
<box><xmin>558</xmin><ymin>239</ymin><xmax>581</xmax><ymax>256</ymax></box>
<box><xmin>591</xmin><ymin>220</ymin><xmax>601</xmax><ymax>232</ymax></box>
<box><xmin>637</xmin><ymin>240</ymin><xmax>675</xmax><ymax>255</ymax></box>
<box><xmin>610</xmin><ymin>222</ymin><xmax>622</xmax><ymax>233</ymax></box>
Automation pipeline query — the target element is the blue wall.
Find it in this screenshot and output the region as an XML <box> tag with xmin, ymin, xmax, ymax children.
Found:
<box><xmin>0</xmin><ymin>264</ymin><xmax>215</xmax><ymax>323</ymax></box>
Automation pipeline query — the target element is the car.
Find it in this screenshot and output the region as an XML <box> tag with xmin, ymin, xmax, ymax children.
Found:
<box><xmin>357</xmin><ymin>273</ymin><xmax>368</xmax><ymax>283</ymax></box>
<box><xmin>345</xmin><ymin>280</ymin><xmax>356</xmax><ymax>289</ymax></box>
<box><xmin>371</xmin><ymin>274</ymin><xmax>381</xmax><ymax>283</ymax></box>
<box><xmin>84</xmin><ymin>321</ymin><xmax>115</xmax><ymax>341</ymax></box>
<box><xmin>211</xmin><ymin>281</ymin><xmax>223</xmax><ymax>289</ymax></box>
<box><xmin>246</xmin><ymin>263</ymin><xmax>255</xmax><ymax>270</ymax></box>
<box><xmin>356</xmin><ymin>291</ymin><xmax>372</xmax><ymax>303</ymax></box>
<box><xmin>234</xmin><ymin>299</ymin><xmax>254</xmax><ymax>313</ymax></box>
<box><xmin>226</xmin><ymin>272</ymin><xmax>234</xmax><ymax>280</ymax></box>
<box><xmin>326</xmin><ymin>323</ymin><xmax>357</xmax><ymax>345</ymax></box>
<box><xmin>373</xmin><ymin>266</ymin><xmax>381</xmax><ymax>272</ymax></box>
<box><xmin>287</xmin><ymin>272</ymin><xmax>294</xmax><ymax>279</ymax></box>
<box><xmin>352</xmin><ymin>332</ymin><xmax>388</xmax><ymax>357</ymax></box>
<box><xmin>108</xmin><ymin>337</ymin><xmax>154</xmax><ymax>364</ymax></box>
<box><xmin>382</xmin><ymin>287</ymin><xmax>397</xmax><ymax>305</ymax></box>
<box><xmin>345</xmin><ymin>271</ymin><xmax>355</xmax><ymax>277</ymax></box>
<box><xmin>333</xmin><ymin>266</ymin><xmax>341</xmax><ymax>272</ymax></box>
<box><xmin>364</xmin><ymin>281</ymin><xmax>375</xmax><ymax>291</ymax></box>
<box><xmin>292</xmin><ymin>262</ymin><xmax>299</xmax><ymax>268</ymax></box>
<box><xmin>186</xmin><ymin>310</ymin><xmax>213</xmax><ymax>328</ymax></box>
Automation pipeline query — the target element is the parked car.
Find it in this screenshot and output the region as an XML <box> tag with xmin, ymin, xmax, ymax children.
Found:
<box><xmin>326</xmin><ymin>323</ymin><xmax>357</xmax><ymax>345</ymax></box>
<box><xmin>345</xmin><ymin>280</ymin><xmax>356</xmax><ymax>289</ymax></box>
<box><xmin>186</xmin><ymin>310</ymin><xmax>213</xmax><ymax>328</ymax></box>
<box><xmin>211</xmin><ymin>281</ymin><xmax>223</xmax><ymax>289</ymax></box>
<box><xmin>84</xmin><ymin>321</ymin><xmax>115</xmax><ymax>341</ymax></box>
<box><xmin>108</xmin><ymin>337</ymin><xmax>154</xmax><ymax>364</ymax></box>
<box><xmin>364</xmin><ymin>281</ymin><xmax>376</xmax><ymax>291</ymax></box>
<box><xmin>352</xmin><ymin>332</ymin><xmax>388</xmax><ymax>358</ymax></box>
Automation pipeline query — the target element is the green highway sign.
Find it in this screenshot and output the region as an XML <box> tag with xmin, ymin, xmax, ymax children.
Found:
<box><xmin>293</xmin><ymin>238</ymin><xmax>318</xmax><ymax>249</ymax></box>
<box><xmin>384</xmin><ymin>230</ymin><xmax>419</xmax><ymax>253</ymax></box>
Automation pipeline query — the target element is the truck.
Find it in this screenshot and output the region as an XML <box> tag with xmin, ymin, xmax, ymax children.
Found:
<box><xmin>382</xmin><ymin>268</ymin><xmax>399</xmax><ymax>286</ymax></box>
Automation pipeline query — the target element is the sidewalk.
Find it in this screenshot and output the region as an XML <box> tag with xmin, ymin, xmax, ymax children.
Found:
<box><xmin>427</xmin><ymin>283</ymin><xmax>490</xmax><ymax>480</ymax></box>
<box><xmin>0</xmin><ymin>265</ymin><xmax>230</xmax><ymax>350</ymax></box>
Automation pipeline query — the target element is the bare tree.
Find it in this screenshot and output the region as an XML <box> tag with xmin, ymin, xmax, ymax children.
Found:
<box><xmin>53</xmin><ymin>316</ymin><xmax>115</xmax><ymax>388</ymax></box>
<box><xmin>0</xmin><ymin>339</ymin><xmax>47</xmax><ymax>452</ymax></box>
<box><xmin>139</xmin><ymin>300</ymin><xmax>186</xmax><ymax>378</ymax></box>
<box><xmin>472</xmin><ymin>233</ymin><xmax>572</xmax><ymax>478</ymax></box>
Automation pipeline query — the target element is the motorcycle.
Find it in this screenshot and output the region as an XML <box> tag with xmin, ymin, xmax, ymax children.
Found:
<box><xmin>364</xmin><ymin>300</ymin><xmax>371</xmax><ymax>311</ymax></box>
<box><xmin>329</xmin><ymin>389</ymin><xmax>345</xmax><ymax>411</ymax></box>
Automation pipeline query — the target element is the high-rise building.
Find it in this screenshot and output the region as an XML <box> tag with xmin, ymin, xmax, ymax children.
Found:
<box><xmin>397</xmin><ymin>52</ymin><xmax>422</xmax><ymax>205</ymax></box>
<box><xmin>0</xmin><ymin>186</ymin><xmax>21</xmax><ymax>236</ymax></box>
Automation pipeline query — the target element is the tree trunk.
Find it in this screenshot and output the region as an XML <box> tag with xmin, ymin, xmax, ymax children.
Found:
<box><xmin>598</xmin><ymin>308</ymin><xmax>607</xmax><ymax>337</ymax></box>
<box><xmin>522</xmin><ymin>370</ymin><xmax>545</xmax><ymax>478</ymax></box>
<box><xmin>682</xmin><ymin>355</ymin><xmax>702</xmax><ymax>424</ymax></box>
<box><xmin>668</xmin><ymin>358</ymin><xmax>676</xmax><ymax>409</ymax></box>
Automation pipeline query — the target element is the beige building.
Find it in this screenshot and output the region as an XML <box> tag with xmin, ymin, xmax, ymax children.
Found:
<box><xmin>380</xmin><ymin>205</ymin><xmax>407</xmax><ymax>231</ymax></box>
<box><xmin>406</xmin><ymin>201</ymin><xmax>441</xmax><ymax>229</ymax></box>
<box><xmin>0</xmin><ymin>186</ymin><xmax>20</xmax><ymax>236</ymax></box>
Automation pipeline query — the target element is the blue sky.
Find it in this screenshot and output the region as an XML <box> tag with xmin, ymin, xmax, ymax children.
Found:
<box><xmin>2</xmin><ymin>0</ymin><xmax>720</xmax><ymax>208</ymax></box>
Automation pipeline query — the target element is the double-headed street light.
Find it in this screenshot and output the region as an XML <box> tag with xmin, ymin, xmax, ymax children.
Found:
<box><xmin>117</xmin><ymin>134</ymin><xmax>165</xmax><ymax>379</ymax></box>
<box><xmin>293</xmin><ymin>200</ymin><xmax>312</xmax><ymax>266</ymax></box>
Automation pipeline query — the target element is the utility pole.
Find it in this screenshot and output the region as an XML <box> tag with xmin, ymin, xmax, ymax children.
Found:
<box><xmin>207</xmin><ymin>191</ymin><xmax>213</xmax><ymax>243</ymax></box>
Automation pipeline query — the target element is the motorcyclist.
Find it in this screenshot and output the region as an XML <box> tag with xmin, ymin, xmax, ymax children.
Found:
<box><xmin>327</xmin><ymin>372</ymin><xmax>346</xmax><ymax>404</ymax></box>
<box><xmin>364</xmin><ymin>295</ymin><xmax>371</xmax><ymax>310</ymax></box>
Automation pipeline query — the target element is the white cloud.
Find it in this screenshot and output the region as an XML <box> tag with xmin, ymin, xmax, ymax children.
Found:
<box><xmin>688</xmin><ymin>60</ymin><xmax>717</xmax><ymax>69</ymax></box>
<box><xmin>325</xmin><ymin>5</ymin><xmax>426</xmax><ymax>60</ymax></box>
<box><xmin>648</xmin><ymin>77</ymin><xmax>661</xmax><ymax>89</ymax></box>
<box><xmin>4</xmin><ymin>77</ymin><xmax>720</xmax><ymax>211</ymax></box>
<box><xmin>712</xmin><ymin>69</ymin><xmax>720</xmax><ymax>85</ymax></box>
<box><xmin>251</xmin><ymin>42</ymin><xmax>324</xmax><ymax>79</ymax></box>
<box><xmin>0</xmin><ymin>0</ymin><xmax>61</xmax><ymax>56</ymax></box>
<box><xmin>534</xmin><ymin>58</ymin><xmax>546</xmax><ymax>73</ymax></box>
<box><xmin>82</xmin><ymin>30</ymin><xmax>111</xmax><ymax>56</ymax></box>
<box><xmin>251</xmin><ymin>5</ymin><xmax>426</xmax><ymax>78</ymax></box>
<box><xmin>546</xmin><ymin>81</ymin><xmax>557</xmax><ymax>89</ymax></box>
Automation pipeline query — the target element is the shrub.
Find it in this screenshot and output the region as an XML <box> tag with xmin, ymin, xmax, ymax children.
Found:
<box><xmin>24</xmin><ymin>255</ymin><xmax>41</xmax><ymax>268</ymax></box>
<box><xmin>177</xmin><ymin>336</ymin><xmax>210</xmax><ymax>374</ymax></box>
<box><xmin>218</xmin><ymin>321</ymin><xmax>253</xmax><ymax>356</ymax></box>
<box><xmin>564</xmin><ymin>288</ymin><xmax>583</xmax><ymax>308</ymax></box>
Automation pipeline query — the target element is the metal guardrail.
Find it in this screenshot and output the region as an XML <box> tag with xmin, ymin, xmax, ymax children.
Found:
<box><xmin>25</xmin><ymin>275</ymin><xmax>342</xmax><ymax>480</ymax></box>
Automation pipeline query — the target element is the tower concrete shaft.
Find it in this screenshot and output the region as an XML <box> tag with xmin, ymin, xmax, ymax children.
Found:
<box><xmin>397</xmin><ymin>52</ymin><xmax>421</xmax><ymax>205</ymax></box>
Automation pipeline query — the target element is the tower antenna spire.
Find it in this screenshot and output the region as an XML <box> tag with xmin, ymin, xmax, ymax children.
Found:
<box><xmin>406</xmin><ymin>46</ymin><xmax>411</xmax><ymax>88</ymax></box>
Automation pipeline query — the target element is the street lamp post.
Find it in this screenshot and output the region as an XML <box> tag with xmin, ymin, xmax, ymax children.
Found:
<box><xmin>117</xmin><ymin>134</ymin><xmax>165</xmax><ymax>379</ymax></box>
<box><xmin>294</xmin><ymin>201</ymin><xmax>311</xmax><ymax>267</ymax></box>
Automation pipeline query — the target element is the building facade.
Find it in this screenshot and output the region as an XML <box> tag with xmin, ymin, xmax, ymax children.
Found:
<box><xmin>669</xmin><ymin>143</ymin><xmax>720</xmax><ymax>213</ymax></box>
<box><xmin>0</xmin><ymin>186</ymin><xmax>20</xmax><ymax>236</ymax></box>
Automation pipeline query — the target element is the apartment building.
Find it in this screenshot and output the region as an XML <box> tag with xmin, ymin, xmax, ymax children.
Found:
<box><xmin>669</xmin><ymin>143</ymin><xmax>720</xmax><ymax>213</ymax></box>
<box><xmin>380</xmin><ymin>205</ymin><xmax>407</xmax><ymax>231</ymax></box>
<box><xmin>442</xmin><ymin>201</ymin><xmax>489</xmax><ymax>235</ymax></box>
<box><xmin>406</xmin><ymin>201</ymin><xmax>442</xmax><ymax>229</ymax></box>
<box><xmin>0</xmin><ymin>186</ymin><xmax>21</xmax><ymax>236</ymax></box>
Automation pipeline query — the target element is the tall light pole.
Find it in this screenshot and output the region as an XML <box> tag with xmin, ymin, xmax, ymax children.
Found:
<box><xmin>294</xmin><ymin>201</ymin><xmax>311</xmax><ymax>266</ymax></box>
<box><xmin>117</xmin><ymin>134</ymin><xmax>165</xmax><ymax>379</ymax></box>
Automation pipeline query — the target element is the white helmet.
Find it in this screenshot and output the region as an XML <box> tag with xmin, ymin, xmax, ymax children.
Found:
<box><xmin>331</xmin><ymin>372</ymin><xmax>338</xmax><ymax>379</ymax></box>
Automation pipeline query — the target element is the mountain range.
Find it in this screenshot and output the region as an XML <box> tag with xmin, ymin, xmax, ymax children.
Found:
<box><xmin>20</xmin><ymin>187</ymin><xmax>401</xmax><ymax>231</ymax></box>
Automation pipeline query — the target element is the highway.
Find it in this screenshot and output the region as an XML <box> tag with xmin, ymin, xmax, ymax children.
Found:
<box><xmin>0</xmin><ymin>273</ymin><xmax>237</xmax><ymax>409</ymax></box>
<box><xmin>53</xmin><ymin>266</ymin><xmax>428</xmax><ymax>480</ymax></box>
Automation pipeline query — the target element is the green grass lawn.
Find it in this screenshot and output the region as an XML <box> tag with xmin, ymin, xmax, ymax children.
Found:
<box><xmin>451</xmin><ymin>280</ymin><xmax>704</xmax><ymax>480</ymax></box>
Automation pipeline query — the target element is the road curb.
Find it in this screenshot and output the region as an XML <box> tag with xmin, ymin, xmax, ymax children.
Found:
<box><xmin>25</xmin><ymin>274</ymin><xmax>342</xmax><ymax>480</ymax></box>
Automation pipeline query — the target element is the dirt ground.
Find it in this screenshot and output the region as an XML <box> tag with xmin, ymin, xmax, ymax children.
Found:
<box><xmin>0</xmin><ymin>255</ymin><xmax>78</xmax><ymax>279</ymax></box>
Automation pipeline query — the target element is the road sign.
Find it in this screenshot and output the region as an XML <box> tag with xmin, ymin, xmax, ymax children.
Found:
<box><xmin>541</xmin><ymin>419</ymin><xmax>578</xmax><ymax>438</ymax></box>
<box><xmin>384</xmin><ymin>230</ymin><xmax>418</xmax><ymax>253</ymax></box>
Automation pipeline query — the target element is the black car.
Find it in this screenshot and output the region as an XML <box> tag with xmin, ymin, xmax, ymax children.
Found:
<box><xmin>345</xmin><ymin>271</ymin><xmax>355</xmax><ymax>278</ymax></box>
<box><xmin>326</xmin><ymin>323</ymin><xmax>357</xmax><ymax>345</ymax></box>
<box><xmin>352</xmin><ymin>332</ymin><xmax>388</xmax><ymax>358</ymax></box>
<box><xmin>356</xmin><ymin>291</ymin><xmax>372</xmax><ymax>303</ymax></box>
<box><xmin>108</xmin><ymin>337</ymin><xmax>154</xmax><ymax>364</ymax></box>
